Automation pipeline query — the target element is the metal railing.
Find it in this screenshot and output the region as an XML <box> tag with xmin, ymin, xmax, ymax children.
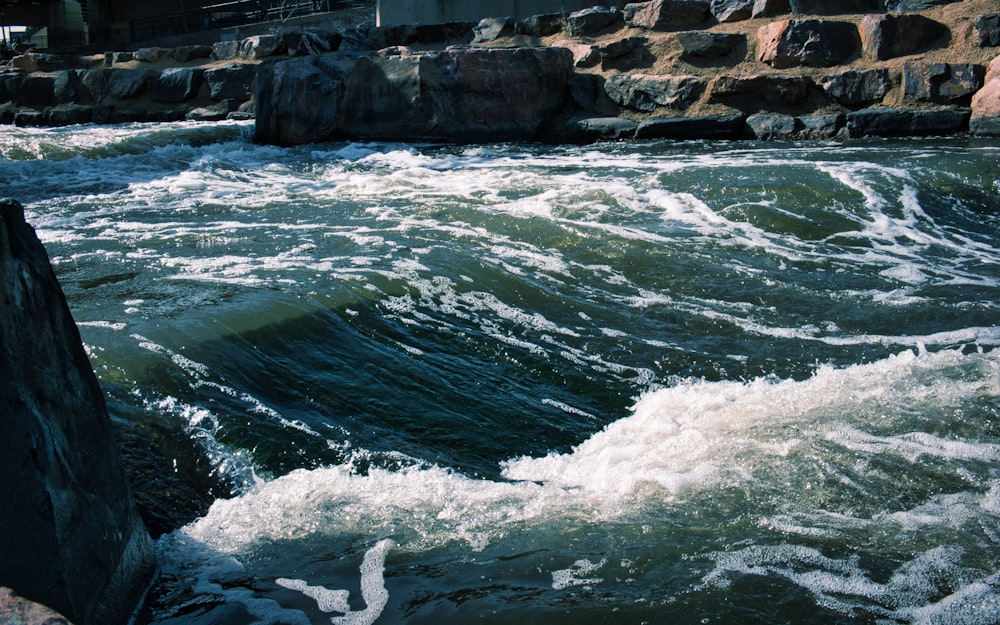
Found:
<box><xmin>128</xmin><ymin>0</ymin><xmax>364</xmax><ymax>44</ymax></box>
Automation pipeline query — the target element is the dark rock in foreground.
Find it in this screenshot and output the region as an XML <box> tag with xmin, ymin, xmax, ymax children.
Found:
<box><xmin>0</xmin><ymin>198</ymin><xmax>156</xmax><ymax>625</ymax></box>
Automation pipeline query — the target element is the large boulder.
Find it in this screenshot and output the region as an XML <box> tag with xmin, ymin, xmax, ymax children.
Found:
<box><xmin>254</xmin><ymin>55</ymin><xmax>350</xmax><ymax>146</ymax></box>
<box><xmin>860</xmin><ymin>14</ymin><xmax>948</xmax><ymax>61</ymax></box>
<box><xmin>788</xmin><ymin>0</ymin><xmax>882</xmax><ymax>14</ymax></box>
<box><xmin>752</xmin><ymin>0</ymin><xmax>790</xmax><ymax>18</ymax></box>
<box><xmin>0</xmin><ymin>198</ymin><xmax>156</xmax><ymax>625</ymax></box>
<box><xmin>0</xmin><ymin>69</ymin><xmax>24</xmax><ymax>104</ymax></box>
<box><xmin>745</xmin><ymin>112</ymin><xmax>844</xmax><ymax>139</ymax></box>
<box><xmin>604</xmin><ymin>73</ymin><xmax>706</xmax><ymax>111</ymax></box>
<box><xmin>635</xmin><ymin>114</ymin><xmax>745</xmax><ymax>139</ymax></box>
<box><xmin>106</xmin><ymin>69</ymin><xmax>155</xmax><ymax>100</ymax></box>
<box><xmin>79</xmin><ymin>69</ymin><xmax>109</xmax><ymax>102</ymax></box>
<box><xmin>239</xmin><ymin>34</ymin><xmax>286</xmax><ymax>60</ymax></box>
<box><xmin>667</xmin><ymin>31</ymin><xmax>745</xmax><ymax>59</ymax></box>
<box><xmin>976</xmin><ymin>14</ymin><xmax>1000</xmax><ymax>48</ymax></box>
<box><xmin>566</xmin><ymin>6</ymin><xmax>624</xmax><ymax>36</ymax></box>
<box><xmin>53</xmin><ymin>70</ymin><xmax>82</xmax><ymax>105</ymax></box>
<box><xmin>473</xmin><ymin>17</ymin><xmax>516</xmax><ymax>43</ymax></box>
<box><xmin>903</xmin><ymin>61</ymin><xmax>984</xmax><ymax>103</ymax></box>
<box><xmin>970</xmin><ymin>56</ymin><xmax>1000</xmax><ymax>135</ymax></box>
<box><xmin>709</xmin><ymin>74</ymin><xmax>814</xmax><ymax>106</ymax></box>
<box><xmin>519</xmin><ymin>13</ymin><xmax>563</xmax><ymax>36</ymax></box>
<box><xmin>885</xmin><ymin>0</ymin><xmax>960</xmax><ymax>10</ymax></box>
<box><xmin>846</xmin><ymin>107</ymin><xmax>969</xmax><ymax>137</ymax></box>
<box><xmin>710</xmin><ymin>0</ymin><xmax>754</xmax><ymax>23</ymax></box>
<box><xmin>625</xmin><ymin>0</ymin><xmax>711</xmax><ymax>31</ymax></box>
<box><xmin>820</xmin><ymin>68</ymin><xmax>891</xmax><ymax>106</ymax></box>
<box><xmin>757</xmin><ymin>19</ymin><xmax>859</xmax><ymax>69</ymax></box>
<box><xmin>599</xmin><ymin>37</ymin><xmax>651</xmax><ymax>70</ymax></box>
<box><xmin>384</xmin><ymin>46</ymin><xmax>575</xmax><ymax>141</ymax></box>
<box><xmin>149</xmin><ymin>67</ymin><xmax>205</xmax><ymax>103</ymax></box>
<box><xmin>552</xmin><ymin>116</ymin><xmax>639</xmax><ymax>142</ymax></box>
<box><xmin>14</xmin><ymin>74</ymin><xmax>55</xmax><ymax>107</ymax></box>
<box><xmin>205</xmin><ymin>63</ymin><xmax>257</xmax><ymax>102</ymax></box>
<box><xmin>256</xmin><ymin>47</ymin><xmax>575</xmax><ymax>145</ymax></box>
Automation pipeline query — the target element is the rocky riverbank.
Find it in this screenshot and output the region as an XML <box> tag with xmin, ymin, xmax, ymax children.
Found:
<box><xmin>2</xmin><ymin>0</ymin><xmax>999</xmax><ymax>142</ymax></box>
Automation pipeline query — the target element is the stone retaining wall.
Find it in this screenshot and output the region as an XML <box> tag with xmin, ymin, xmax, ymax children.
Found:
<box><xmin>2</xmin><ymin>0</ymin><xmax>999</xmax><ymax>142</ymax></box>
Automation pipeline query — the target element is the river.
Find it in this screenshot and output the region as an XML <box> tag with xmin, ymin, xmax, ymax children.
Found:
<box><xmin>2</xmin><ymin>121</ymin><xmax>999</xmax><ymax>624</ymax></box>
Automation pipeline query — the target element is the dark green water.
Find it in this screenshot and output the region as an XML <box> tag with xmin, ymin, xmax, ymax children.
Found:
<box><xmin>2</xmin><ymin>122</ymin><xmax>999</xmax><ymax>624</ymax></box>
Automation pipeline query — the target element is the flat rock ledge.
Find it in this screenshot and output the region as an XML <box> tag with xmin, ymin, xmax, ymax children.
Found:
<box><xmin>2</xmin><ymin>0</ymin><xmax>1000</xmax><ymax>142</ymax></box>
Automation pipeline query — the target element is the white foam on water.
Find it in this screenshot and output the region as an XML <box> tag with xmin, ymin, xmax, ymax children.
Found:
<box><xmin>146</xmin><ymin>349</ymin><xmax>997</xmax><ymax>622</ymax></box>
<box><xmin>170</xmin><ymin>348</ymin><xmax>999</xmax><ymax>554</ymax></box>
<box><xmin>699</xmin><ymin>543</ymin><xmax>1000</xmax><ymax>624</ymax></box>
<box><xmin>551</xmin><ymin>558</ymin><xmax>607</xmax><ymax>590</ymax></box>
<box><xmin>275</xmin><ymin>539</ymin><xmax>394</xmax><ymax>624</ymax></box>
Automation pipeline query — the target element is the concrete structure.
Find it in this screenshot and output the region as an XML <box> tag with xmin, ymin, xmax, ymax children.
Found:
<box><xmin>376</xmin><ymin>0</ymin><xmax>628</xmax><ymax>27</ymax></box>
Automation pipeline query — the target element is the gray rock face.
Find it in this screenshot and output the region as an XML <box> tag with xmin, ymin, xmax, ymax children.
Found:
<box><xmin>820</xmin><ymin>68</ymin><xmax>891</xmax><ymax>106</ymax></box>
<box><xmin>903</xmin><ymin>61</ymin><xmax>984</xmax><ymax>103</ymax></box>
<box><xmin>519</xmin><ymin>13</ymin><xmax>563</xmax><ymax>36</ymax></box>
<box><xmin>860</xmin><ymin>14</ymin><xmax>948</xmax><ymax>61</ymax></box>
<box><xmin>14</xmin><ymin>74</ymin><xmax>55</xmax><ymax>107</ymax></box>
<box><xmin>976</xmin><ymin>14</ymin><xmax>1000</xmax><ymax>48</ymax></box>
<box><xmin>757</xmin><ymin>19</ymin><xmax>860</xmax><ymax>69</ymax></box>
<box><xmin>711</xmin><ymin>0</ymin><xmax>755</xmax><ymax>23</ymax></box>
<box><xmin>884</xmin><ymin>0</ymin><xmax>959</xmax><ymax>10</ymax></box>
<box><xmin>0</xmin><ymin>198</ymin><xmax>156</xmax><ymax>625</ymax></box>
<box><xmin>605</xmin><ymin>73</ymin><xmax>706</xmax><ymax>111</ymax></box>
<box><xmin>669</xmin><ymin>31</ymin><xmax>745</xmax><ymax>59</ymax></box>
<box><xmin>746</xmin><ymin>112</ymin><xmax>844</xmax><ymax>139</ymax></box>
<box><xmin>625</xmin><ymin>0</ymin><xmax>712</xmax><ymax>31</ymax></box>
<box><xmin>554</xmin><ymin>116</ymin><xmax>639</xmax><ymax>142</ymax></box>
<box><xmin>710</xmin><ymin>74</ymin><xmax>814</xmax><ymax>106</ymax></box>
<box><xmin>635</xmin><ymin>114</ymin><xmax>745</xmax><ymax>139</ymax></box>
<box><xmin>846</xmin><ymin>107</ymin><xmax>970</xmax><ymax>136</ymax></box>
<box><xmin>789</xmin><ymin>0</ymin><xmax>883</xmax><ymax>14</ymax></box>
<box><xmin>473</xmin><ymin>17</ymin><xmax>516</xmax><ymax>43</ymax></box>
<box><xmin>599</xmin><ymin>37</ymin><xmax>651</xmax><ymax>70</ymax></box>
<box><xmin>205</xmin><ymin>64</ymin><xmax>258</xmax><ymax>101</ymax></box>
<box><xmin>752</xmin><ymin>0</ymin><xmax>790</xmax><ymax>18</ymax></box>
<box><xmin>106</xmin><ymin>69</ymin><xmax>154</xmax><ymax>100</ymax></box>
<box><xmin>254</xmin><ymin>55</ymin><xmax>349</xmax><ymax>146</ymax></box>
<box><xmin>255</xmin><ymin>47</ymin><xmax>574</xmax><ymax>145</ymax></box>
<box><xmin>566</xmin><ymin>6</ymin><xmax>624</xmax><ymax>37</ymax></box>
<box><xmin>150</xmin><ymin>67</ymin><xmax>205</xmax><ymax>103</ymax></box>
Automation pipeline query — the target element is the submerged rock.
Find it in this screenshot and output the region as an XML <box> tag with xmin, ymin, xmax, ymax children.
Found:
<box><xmin>0</xmin><ymin>198</ymin><xmax>156</xmax><ymax>624</ymax></box>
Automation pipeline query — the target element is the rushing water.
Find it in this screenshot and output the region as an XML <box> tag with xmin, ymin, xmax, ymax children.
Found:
<box><xmin>2</xmin><ymin>121</ymin><xmax>999</xmax><ymax>624</ymax></box>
